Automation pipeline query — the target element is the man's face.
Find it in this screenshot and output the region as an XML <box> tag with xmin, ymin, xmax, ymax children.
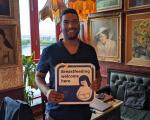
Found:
<box><xmin>61</xmin><ymin>13</ymin><xmax>80</xmax><ymax>40</ymax></box>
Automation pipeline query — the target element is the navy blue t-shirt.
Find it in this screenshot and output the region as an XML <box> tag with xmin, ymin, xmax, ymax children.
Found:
<box><xmin>37</xmin><ymin>40</ymin><xmax>99</xmax><ymax>88</ymax></box>
<box><xmin>37</xmin><ymin>40</ymin><xmax>100</xmax><ymax>112</ymax></box>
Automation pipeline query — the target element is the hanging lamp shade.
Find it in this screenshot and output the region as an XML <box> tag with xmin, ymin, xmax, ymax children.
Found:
<box><xmin>39</xmin><ymin>0</ymin><xmax>66</xmax><ymax>21</ymax></box>
<box><xmin>67</xmin><ymin>0</ymin><xmax>96</xmax><ymax>20</ymax></box>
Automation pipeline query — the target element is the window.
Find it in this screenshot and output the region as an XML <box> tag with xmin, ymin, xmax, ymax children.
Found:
<box><xmin>38</xmin><ymin>0</ymin><xmax>56</xmax><ymax>54</ymax></box>
<box><xmin>19</xmin><ymin>0</ymin><xmax>56</xmax><ymax>57</ymax></box>
<box><xmin>19</xmin><ymin>0</ymin><xmax>31</xmax><ymax>56</ymax></box>
<box><xmin>19</xmin><ymin>0</ymin><xmax>56</xmax><ymax>106</ymax></box>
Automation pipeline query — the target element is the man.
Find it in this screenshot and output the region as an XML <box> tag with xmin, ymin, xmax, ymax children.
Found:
<box><xmin>35</xmin><ymin>8</ymin><xmax>102</xmax><ymax>120</ymax></box>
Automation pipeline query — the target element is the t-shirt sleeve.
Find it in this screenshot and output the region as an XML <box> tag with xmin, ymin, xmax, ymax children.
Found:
<box><xmin>36</xmin><ymin>48</ymin><xmax>49</xmax><ymax>73</ymax></box>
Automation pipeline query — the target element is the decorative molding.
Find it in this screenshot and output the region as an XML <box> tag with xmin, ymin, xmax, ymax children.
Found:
<box><xmin>0</xmin><ymin>66</ymin><xmax>23</xmax><ymax>90</ymax></box>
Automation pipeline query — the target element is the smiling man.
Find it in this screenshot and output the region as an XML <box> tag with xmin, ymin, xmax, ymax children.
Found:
<box><xmin>35</xmin><ymin>8</ymin><xmax>102</xmax><ymax>120</ymax></box>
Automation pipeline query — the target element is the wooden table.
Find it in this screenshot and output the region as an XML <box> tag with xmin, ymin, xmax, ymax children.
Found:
<box><xmin>91</xmin><ymin>99</ymin><xmax>123</xmax><ymax>120</ymax></box>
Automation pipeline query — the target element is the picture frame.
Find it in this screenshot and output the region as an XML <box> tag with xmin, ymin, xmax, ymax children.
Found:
<box><xmin>0</xmin><ymin>0</ymin><xmax>12</xmax><ymax>17</ymax></box>
<box><xmin>79</xmin><ymin>21</ymin><xmax>85</xmax><ymax>41</ymax></box>
<box><xmin>96</xmin><ymin>0</ymin><xmax>122</xmax><ymax>12</ymax></box>
<box><xmin>0</xmin><ymin>22</ymin><xmax>18</xmax><ymax>67</ymax></box>
<box><xmin>89</xmin><ymin>13</ymin><xmax>121</xmax><ymax>62</ymax></box>
<box><xmin>126</xmin><ymin>0</ymin><xmax>150</xmax><ymax>10</ymax></box>
<box><xmin>125</xmin><ymin>12</ymin><xmax>150</xmax><ymax>67</ymax></box>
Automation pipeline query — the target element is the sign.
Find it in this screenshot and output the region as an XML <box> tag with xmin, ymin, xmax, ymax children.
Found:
<box><xmin>55</xmin><ymin>63</ymin><xmax>95</xmax><ymax>104</ymax></box>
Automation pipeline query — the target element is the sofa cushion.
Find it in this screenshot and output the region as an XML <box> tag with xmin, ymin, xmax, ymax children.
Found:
<box><xmin>124</xmin><ymin>82</ymin><xmax>146</xmax><ymax>110</ymax></box>
<box><xmin>109</xmin><ymin>70</ymin><xmax>150</xmax><ymax>109</ymax></box>
<box><xmin>116</xmin><ymin>84</ymin><xmax>125</xmax><ymax>100</ymax></box>
<box><xmin>121</xmin><ymin>105</ymin><xmax>150</xmax><ymax>120</ymax></box>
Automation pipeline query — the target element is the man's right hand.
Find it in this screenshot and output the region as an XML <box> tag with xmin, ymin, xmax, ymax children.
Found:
<box><xmin>46</xmin><ymin>90</ymin><xmax>64</xmax><ymax>103</ymax></box>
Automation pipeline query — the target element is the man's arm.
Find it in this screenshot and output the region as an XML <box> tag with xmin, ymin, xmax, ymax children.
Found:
<box><xmin>35</xmin><ymin>71</ymin><xmax>64</xmax><ymax>103</ymax></box>
<box><xmin>35</xmin><ymin>71</ymin><xmax>49</xmax><ymax>96</ymax></box>
<box><xmin>91</xmin><ymin>69</ymin><xmax>102</xmax><ymax>92</ymax></box>
<box><xmin>96</xmin><ymin>69</ymin><xmax>102</xmax><ymax>82</ymax></box>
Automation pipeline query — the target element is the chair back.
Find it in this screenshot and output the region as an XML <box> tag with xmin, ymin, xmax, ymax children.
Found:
<box><xmin>108</xmin><ymin>69</ymin><xmax>150</xmax><ymax>101</ymax></box>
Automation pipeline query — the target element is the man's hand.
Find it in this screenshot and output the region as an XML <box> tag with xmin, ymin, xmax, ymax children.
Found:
<box><xmin>46</xmin><ymin>90</ymin><xmax>64</xmax><ymax>103</ymax></box>
<box><xmin>91</xmin><ymin>70</ymin><xmax>102</xmax><ymax>92</ymax></box>
<box><xmin>90</xmin><ymin>80</ymin><xmax>101</xmax><ymax>92</ymax></box>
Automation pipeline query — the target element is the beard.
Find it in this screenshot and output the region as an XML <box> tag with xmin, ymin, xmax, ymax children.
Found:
<box><xmin>63</xmin><ymin>28</ymin><xmax>80</xmax><ymax>40</ymax></box>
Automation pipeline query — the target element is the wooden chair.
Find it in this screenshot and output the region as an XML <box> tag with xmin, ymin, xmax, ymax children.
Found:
<box><xmin>41</xmin><ymin>93</ymin><xmax>47</xmax><ymax>120</ymax></box>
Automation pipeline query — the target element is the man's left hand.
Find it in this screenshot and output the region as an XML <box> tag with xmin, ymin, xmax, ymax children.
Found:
<box><xmin>90</xmin><ymin>80</ymin><xmax>101</xmax><ymax>92</ymax></box>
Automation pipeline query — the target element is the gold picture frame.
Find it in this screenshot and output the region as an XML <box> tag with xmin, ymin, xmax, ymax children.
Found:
<box><xmin>125</xmin><ymin>12</ymin><xmax>150</xmax><ymax>67</ymax></box>
<box><xmin>96</xmin><ymin>0</ymin><xmax>122</xmax><ymax>12</ymax></box>
<box><xmin>126</xmin><ymin>0</ymin><xmax>150</xmax><ymax>10</ymax></box>
<box><xmin>89</xmin><ymin>13</ymin><xmax>121</xmax><ymax>62</ymax></box>
<box><xmin>0</xmin><ymin>22</ymin><xmax>18</xmax><ymax>67</ymax></box>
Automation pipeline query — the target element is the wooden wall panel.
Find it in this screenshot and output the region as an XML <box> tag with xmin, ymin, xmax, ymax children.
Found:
<box><xmin>0</xmin><ymin>0</ymin><xmax>23</xmax><ymax>100</ymax></box>
<box><xmin>100</xmin><ymin>62</ymin><xmax>150</xmax><ymax>86</ymax></box>
<box><xmin>0</xmin><ymin>86</ymin><xmax>24</xmax><ymax>101</ymax></box>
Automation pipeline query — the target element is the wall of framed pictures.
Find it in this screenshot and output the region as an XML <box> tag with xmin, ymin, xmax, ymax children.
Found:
<box><xmin>86</xmin><ymin>0</ymin><xmax>150</xmax><ymax>83</ymax></box>
<box><xmin>0</xmin><ymin>0</ymin><xmax>24</xmax><ymax>100</ymax></box>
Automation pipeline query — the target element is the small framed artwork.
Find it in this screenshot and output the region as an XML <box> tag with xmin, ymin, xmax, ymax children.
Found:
<box><xmin>0</xmin><ymin>0</ymin><xmax>12</xmax><ymax>17</ymax></box>
<box><xmin>89</xmin><ymin>13</ymin><xmax>121</xmax><ymax>62</ymax></box>
<box><xmin>125</xmin><ymin>12</ymin><xmax>150</xmax><ymax>67</ymax></box>
<box><xmin>96</xmin><ymin>0</ymin><xmax>122</xmax><ymax>12</ymax></box>
<box><xmin>0</xmin><ymin>23</ymin><xmax>17</xmax><ymax>66</ymax></box>
<box><xmin>126</xmin><ymin>0</ymin><xmax>150</xmax><ymax>10</ymax></box>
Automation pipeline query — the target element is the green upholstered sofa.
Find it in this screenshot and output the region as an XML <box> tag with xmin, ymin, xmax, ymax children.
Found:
<box><xmin>98</xmin><ymin>69</ymin><xmax>150</xmax><ymax>120</ymax></box>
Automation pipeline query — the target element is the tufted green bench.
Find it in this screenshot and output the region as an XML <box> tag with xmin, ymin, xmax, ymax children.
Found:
<box><xmin>98</xmin><ymin>69</ymin><xmax>150</xmax><ymax>120</ymax></box>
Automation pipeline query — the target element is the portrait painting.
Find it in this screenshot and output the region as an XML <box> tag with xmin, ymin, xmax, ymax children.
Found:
<box><xmin>0</xmin><ymin>0</ymin><xmax>10</xmax><ymax>16</ymax></box>
<box><xmin>0</xmin><ymin>25</ymin><xmax>16</xmax><ymax>66</ymax></box>
<box><xmin>125</xmin><ymin>12</ymin><xmax>150</xmax><ymax>67</ymax></box>
<box><xmin>96</xmin><ymin>0</ymin><xmax>122</xmax><ymax>12</ymax></box>
<box><xmin>89</xmin><ymin>13</ymin><xmax>121</xmax><ymax>62</ymax></box>
<box><xmin>127</xmin><ymin>0</ymin><xmax>150</xmax><ymax>10</ymax></box>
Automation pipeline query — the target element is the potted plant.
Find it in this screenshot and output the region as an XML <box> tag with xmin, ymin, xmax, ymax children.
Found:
<box><xmin>22</xmin><ymin>54</ymin><xmax>36</xmax><ymax>105</ymax></box>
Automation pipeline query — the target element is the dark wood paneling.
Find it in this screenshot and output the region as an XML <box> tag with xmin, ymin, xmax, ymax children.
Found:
<box><xmin>32</xmin><ymin>104</ymin><xmax>43</xmax><ymax>116</ymax></box>
<box><xmin>100</xmin><ymin>62</ymin><xmax>150</xmax><ymax>86</ymax></box>
<box><xmin>0</xmin><ymin>86</ymin><xmax>24</xmax><ymax>101</ymax></box>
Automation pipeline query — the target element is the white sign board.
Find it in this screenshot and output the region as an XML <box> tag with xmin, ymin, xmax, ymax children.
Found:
<box><xmin>55</xmin><ymin>63</ymin><xmax>95</xmax><ymax>104</ymax></box>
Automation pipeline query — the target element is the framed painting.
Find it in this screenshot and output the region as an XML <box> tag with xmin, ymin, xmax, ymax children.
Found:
<box><xmin>0</xmin><ymin>23</ymin><xmax>17</xmax><ymax>66</ymax></box>
<box><xmin>96</xmin><ymin>0</ymin><xmax>122</xmax><ymax>12</ymax></box>
<box><xmin>0</xmin><ymin>0</ymin><xmax>12</xmax><ymax>17</ymax></box>
<box><xmin>89</xmin><ymin>13</ymin><xmax>121</xmax><ymax>62</ymax></box>
<box><xmin>127</xmin><ymin>0</ymin><xmax>150</xmax><ymax>10</ymax></box>
<box><xmin>125</xmin><ymin>12</ymin><xmax>150</xmax><ymax>67</ymax></box>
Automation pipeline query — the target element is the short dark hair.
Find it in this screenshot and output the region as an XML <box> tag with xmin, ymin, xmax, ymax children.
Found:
<box><xmin>60</xmin><ymin>8</ymin><xmax>79</xmax><ymax>20</ymax></box>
